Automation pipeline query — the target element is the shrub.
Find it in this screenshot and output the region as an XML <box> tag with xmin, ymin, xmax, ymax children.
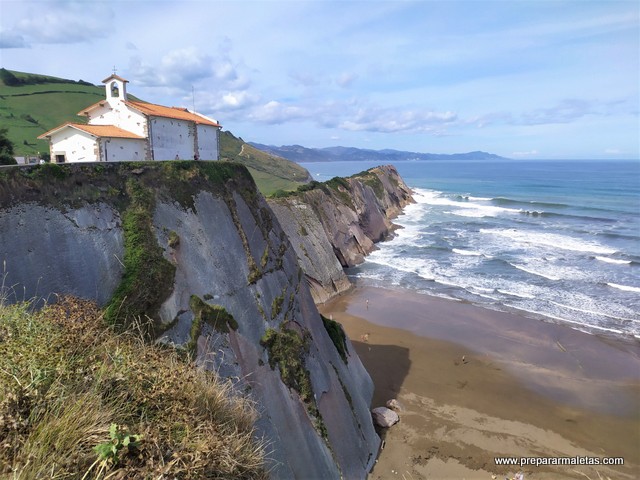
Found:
<box><xmin>168</xmin><ymin>230</ymin><xmax>180</xmax><ymax>248</ymax></box>
<box><xmin>271</xmin><ymin>294</ymin><xmax>284</xmax><ymax>320</ymax></box>
<box><xmin>260</xmin><ymin>327</ymin><xmax>312</xmax><ymax>402</ymax></box>
<box><xmin>321</xmin><ymin>315</ymin><xmax>349</xmax><ymax>364</ymax></box>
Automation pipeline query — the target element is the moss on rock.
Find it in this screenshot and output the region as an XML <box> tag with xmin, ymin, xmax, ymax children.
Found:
<box><xmin>190</xmin><ymin>295</ymin><xmax>238</xmax><ymax>334</ymax></box>
<box><xmin>321</xmin><ymin>315</ymin><xmax>349</xmax><ymax>364</ymax></box>
<box><xmin>103</xmin><ymin>179</ymin><xmax>175</xmax><ymax>335</ymax></box>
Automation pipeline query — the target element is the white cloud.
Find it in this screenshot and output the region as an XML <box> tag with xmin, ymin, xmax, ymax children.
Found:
<box><xmin>520</xmin><ymin>99</ymin><xmax>593</xmax><ymax>125</ymax></box>
<box><xmin>130</xmin><ymin>42</ymin><xmax>251</xmax><ymax>93</ymax></box>
<box><xmin>248</xmin><ymin>101</ymin><xmax>308</xmax><ymax>124</ymax></box>
<box><xmin>5</xmin><ymin>1</ymin><xmax>115</xmax><ymax>46</ymax></box>
<box><xmin>160</xmin><ymin>47</ymin><xmax>216</xmax><ymax>84</ymax></box>
<box><xmin>338</xmin><ymin>105</ymin><xmax>457</xmax><ymax>133</ymax></box>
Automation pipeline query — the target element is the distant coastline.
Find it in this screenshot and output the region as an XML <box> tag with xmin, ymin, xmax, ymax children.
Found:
<box><xmin>250</xmin><ymin>142</ymin><xmax>509</xmax><ymax>163</ymax></box>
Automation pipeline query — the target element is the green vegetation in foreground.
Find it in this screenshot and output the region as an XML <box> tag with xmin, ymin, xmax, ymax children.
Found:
<box><xmin>321</xmin><ymin>315</ymin><xmax>349</xmax><ymax>364</ymax></box>
<box><xmin>0</xmin><ymin>296</ymin><xmax>266</xmax><ymax>479</ymax></box>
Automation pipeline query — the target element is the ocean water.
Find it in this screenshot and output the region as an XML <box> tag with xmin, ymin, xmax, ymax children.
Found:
<box><xmin>300</xmin><ymin>160</ymin><xmax>640</xmax><ymax>339</ymax></box>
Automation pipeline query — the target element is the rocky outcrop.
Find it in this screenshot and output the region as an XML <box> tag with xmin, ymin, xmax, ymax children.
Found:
<box><xmin>269</xmin><ymin>165</ymin><xmax>413</xmax><ymax>303</ymax></box>
<box><xmin>0</xmin><ymin>162</ymin><xmax>382</xmax><ymax>479</ymax></box>
<box><xmin>371</xmin><ymin>407</ymin><xmax>400</xmax><ymax>428</ymax></box>
<box><xmin>268</xmin><ymin>198</ymin><xmax>352</xmax><ymax>303</ymax></box>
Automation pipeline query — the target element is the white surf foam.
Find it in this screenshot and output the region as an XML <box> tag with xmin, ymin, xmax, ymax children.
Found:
<box><xmin>607</xmin><ymin>283</ymin><xmax>640</xmax><ymax>293</ymax></box>
<box><xmin>497</xmin><ymin>289</ymin><xmax>536</xmax><ymax>299</ymax></box>
<box><xmin>481</xmin><ymin>229</ymin><xmax>617</xmax><ymax>255</ymax></box>
<box><xmin>549</xmin><ymin>300</ymin><xmax>639</xmax><ymax>323</ymax></box>
<box><xmin>506</xmin><ymin>304</ymin><xmax>626</xmax><ymax>336</ymax></box>
<box><xmin>595</xmin><ymin>256</ymin><xmax>631</xmax><ymax>265</ymax></box>
<box><xmin>512</xmin><ymin>264</ymin><xmax>561</xmax><ymax>281</ymax></box>
<box><xmin>414</xmin><ymin>188</ymin><xmax>520</xmax><ymax>217</ymax></box>
<box><xmin>452</xmin><ymin>248</ymin><xmax>483</xmax><ymax>256</ymax></box>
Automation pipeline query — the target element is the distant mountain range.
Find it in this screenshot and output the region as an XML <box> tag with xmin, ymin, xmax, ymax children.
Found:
<box><xmin>249</xmin><ymin>143</ymin><xmax>509</xmax><ymax>163</ymax></box>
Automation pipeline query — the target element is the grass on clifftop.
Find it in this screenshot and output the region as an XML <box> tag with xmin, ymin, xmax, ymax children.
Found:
<box><xmin>0</xmin><ymin>296</ymin><xmax>266</xmax><ymax>479</ymax></box>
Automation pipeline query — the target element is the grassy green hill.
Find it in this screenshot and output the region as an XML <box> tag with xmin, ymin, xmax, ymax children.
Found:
<box><xmin>219</xmin><ymin>130</ymin><xmax>311</xmax><ymax>194</ymax></box>
<box><xmin>0</xmin><ymin>69</ymin><xmax>105</xmax><ymax>156</ymax></box>
<box><xmin>0</xmin><ymin>68</ymin><xmax>309</xmax><ymax>195</ymax></box>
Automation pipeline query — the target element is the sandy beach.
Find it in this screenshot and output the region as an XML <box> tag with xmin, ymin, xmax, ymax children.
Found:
<box><xmin>319</xmin><ymin>286</ymin><xmax>640</xmax><ymax>480</ymax></box>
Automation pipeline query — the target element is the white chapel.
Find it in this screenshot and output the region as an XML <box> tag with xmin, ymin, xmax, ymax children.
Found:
<box><xmin>39</xmin><ymin>74</ymin><xmax>221</xmax><ymax>163</ymax></box>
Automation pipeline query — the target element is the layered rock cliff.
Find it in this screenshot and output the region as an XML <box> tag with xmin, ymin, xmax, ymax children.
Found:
<box><xmin>0</xmin><ymin>161</ymin><xmax>415</xmax><ymax>479</ymax></box>
<box><xmin>269</xmin><ymin>165</ymin><xmax>414</xmax><ymax>303</ymax></box>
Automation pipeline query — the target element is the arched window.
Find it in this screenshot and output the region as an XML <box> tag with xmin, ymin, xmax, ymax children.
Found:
<box><xmin>110</xmin><ymin>82</ymin><xmax>119</xmax><ymax>98</ymax></box>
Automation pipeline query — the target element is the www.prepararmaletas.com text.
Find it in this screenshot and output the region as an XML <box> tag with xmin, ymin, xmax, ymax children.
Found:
<box><xmin>494</xmin><ymin>456</ymin><xmax>624</xmax><ymax>467</ymax></box>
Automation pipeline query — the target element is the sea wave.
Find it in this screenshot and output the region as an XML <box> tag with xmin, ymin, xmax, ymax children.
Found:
<box><xmin>452</xmin><ymin>248</ymin><xmax>483</xmax><ymax>256</ymax></box>
<box><xmin>512</xmin><ymin>264</ymin><xmax>561</xmax><ymax>281</ymax></box>
<box><xmin>548</xmin><ymin>300</ymin><xmax>638</xmax><ymax>323</ymax></box>
<box><xmin>503</xmin><ymin>303</ymin><xmax>629</xmax><ymax>336</ymax></box>
<box><xmin>481</xmin><ymin>228</ymin><xmax>617</xmax><ymax>255</ymax></box>
<box><xmin>492</xmin><ymin>197</ymin><xmax>570</xmax><ymax>209</ymax></box>
<box><xmin>607</xmin><ymin>283</ymin><xmax>640</xmax><ymax>293</ymax></box>
<box><xmin>491</xmin><ymin>196</ymin><xmax>625</xmax><ymax>218</ymax></box>
<box><xmin>518</xmin><ymin>210</ymin><xmax>615</xmax><ymax>223</ymax></box>
<box><xmin>497</xmin><ymin>289</ymin><xmax>536</xmax><ymax>299</ymax></box>
<box><xmin>412</xmin><ymin>188</ymin><xmax>521</xmax><ymax>217</ymax></box>
<box><xmin>594</xmin><ymin>256</ymin><xmax>632</xmax><ymax>265</ymax></box>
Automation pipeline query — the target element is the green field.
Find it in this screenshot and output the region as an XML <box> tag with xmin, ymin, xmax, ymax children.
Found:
<box><xmin>0</xmin><ymin>69</ymin><xmax>106</xmax><ymax>156</ymax></box>
<box><xmin>0</xmin><ymin>69</ymin><xmax>309</xmax><ymax>194</ymax></box>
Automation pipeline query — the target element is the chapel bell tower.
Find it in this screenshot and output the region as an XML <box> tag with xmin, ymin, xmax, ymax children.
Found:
<box><xmin>102</xmin><ymin>73</ymin><xmax>128</xmax><ymax>105</ymax></box>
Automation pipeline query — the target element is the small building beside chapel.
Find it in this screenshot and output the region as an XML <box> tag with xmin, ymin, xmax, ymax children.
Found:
<box><xmin>38</xmin><ymin>74</ymin><xmax>221</xmax><ymax>163</ymax></box>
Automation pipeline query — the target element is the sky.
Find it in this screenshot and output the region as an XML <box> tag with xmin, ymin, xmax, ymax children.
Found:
<box><xmin>0</xmin><ymin>0</ymin><xmax>638</xmax><ymax>159</ymax></box>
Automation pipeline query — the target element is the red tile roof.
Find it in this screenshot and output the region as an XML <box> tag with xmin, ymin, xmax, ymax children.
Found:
<box><xmin>126</xmin><ymin>100</ymin><xmax>221</xmax><ymax>127</ymax></box>
<box><xmin>77</xmin><ymin>101</ymin><xmax>107</xmax><ymax>116</ymax></box>
<box><xmin>38</xmin><ymin>123</ymin><xmax>145</xmax><ymax>139</ymax></box>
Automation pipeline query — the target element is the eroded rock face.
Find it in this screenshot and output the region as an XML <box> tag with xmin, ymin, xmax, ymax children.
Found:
<box><xmin>268</xmin><ymin>198</ymin><xmax>352</xmax><ymax>303</ymax></box>
<box><xmin>153</xmin><ymin>191</ymin><xmax>380</xmax><ymax>477</ymax></box>
<box><xmin>269</xmin><ymin>165</ymin><xmax>414</xmax><ymax>303</ymax></box>
<box><xmin>0</xmin><ymin>202</ymin><xmax>124</xmax><ymax>306</ymax></box>
<box><xmin>0</xmin><ymin>163</ymin><xmax>410</xmax><ymax>479</ymax></box>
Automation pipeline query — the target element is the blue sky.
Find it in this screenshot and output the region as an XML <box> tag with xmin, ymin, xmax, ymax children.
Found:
<box><xmin>1</xmin><ymin>0</ymin><xmax>638</xmax><ymax>159</ymax></box>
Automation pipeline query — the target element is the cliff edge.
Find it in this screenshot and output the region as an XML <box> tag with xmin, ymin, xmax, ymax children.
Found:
<box><xmin>0</xmin><ymin>161</ymin><xmax>406</xmax><ymax>478</ymax></box>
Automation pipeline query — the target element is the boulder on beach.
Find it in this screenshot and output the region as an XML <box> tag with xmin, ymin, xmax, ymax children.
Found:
<box><xmin>371</xmin><ymin>407</ymin><xmax>400</xmax><ymax>428</ymax></box>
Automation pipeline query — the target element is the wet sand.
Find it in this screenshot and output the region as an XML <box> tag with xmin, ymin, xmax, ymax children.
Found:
<box><xmin>319</xmin><ymin>286</ymin><xmax>640</xmax><ymax>480</ymax></box>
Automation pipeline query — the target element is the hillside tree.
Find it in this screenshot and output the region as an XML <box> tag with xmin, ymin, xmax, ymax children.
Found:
<box><xmin>0</xmin><ymin>128</ymin><xmax>17</xmax><ymax>165</ymax></box>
